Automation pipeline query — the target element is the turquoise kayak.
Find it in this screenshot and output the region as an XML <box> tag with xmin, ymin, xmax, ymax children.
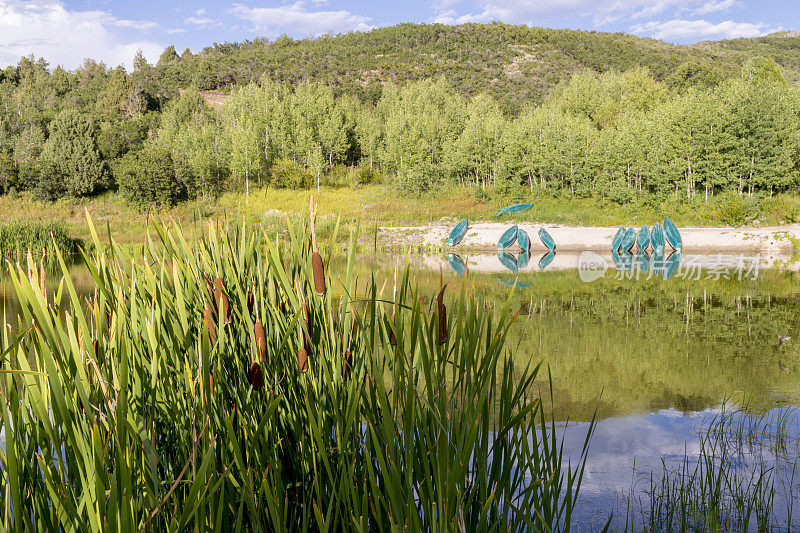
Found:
<box><xmin>497</xmin><ymin>251</ymin><xmax>518</xmax><ymax>272</ymax></box>
<box><xmin>620</xmin><ymin>227</ymin><xmax>636</xmax><ymax>252</ymax></box>
<box><xmin>495</xmin><ymin>203</ymin><xmax>532</xmax><ymax>216</ymax></box>
<box><xmin>663</xmin><ymin>251</ymin><xmax>682</xmax><ymax>280</ymax></box>
<box><xmin>497</xmin><ymin>225</ymin><xmax>519</xmax><ymax>250</ymax></box>
<box><xmin>447</xmin><ymin>218</ymin><xmax>468</xmax><ymax>246</ymax></box>
<box><xmin>538</xmin><ymin>250</ymin><xmax>555</xmax><ymax>270</ymax></box>
<box><xmin>447</xmin><ymin>254</ymin><xmax>466</xmax><ymax>276</ymax></box>
<box><xmin>650</xmin><ymin>223</ymin><xmax>665</xmax><ymax>253</ymax></box>
<box><xmin>663</xmin><ymin>217</ymin><xmax>682</xmax><ymax>250</ymax></box>
<box><xmin>611</xmin><ymin>227</ymin><xmax>626</xmax><ymax>252</ymax></box>
<box><xmin>637</xmin><ymin>224</ymin><xmax>650</xmax><ymax>252</ymax></box>
<box><xmin>538</xmin><ymin>227</ymin><xmax>556</xmax><ymax>251</ymax></box>
<box><xmin>517</xmin><ymin>228</ymin><xmax>531</xmax><ymax>251</ymax></box>
<box><xmin>516</xmin><ymin>250</ymin><xmax>530</xmax><ymax>269</ymax></box>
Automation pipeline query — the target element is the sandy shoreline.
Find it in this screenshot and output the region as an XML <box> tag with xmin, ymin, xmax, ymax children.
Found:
<box><xmin>380</xmin><ymin>220</ymin><xmax>800</xmax><ymax>252</ymax></box>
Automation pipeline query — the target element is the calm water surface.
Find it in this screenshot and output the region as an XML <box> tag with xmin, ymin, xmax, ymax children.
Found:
<box><xmin>4</xmin><ymin>250</ymin><xmax>800</xmax><ymax>528</ymax></box>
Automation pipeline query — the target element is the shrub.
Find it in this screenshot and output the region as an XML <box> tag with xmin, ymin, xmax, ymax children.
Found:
<box><xmin>31</xmin><ymin>161</ymin><xmax>67</xmax><ymax>201</ymax></box>
<box><xmin>117</xmin><ymin>145</ymin><xmax>186</xmax><ymax>208</ymax></box>
<box><xmin>395</xmin><ymin>162</ymin><xmax>442</xmax><ymax>195</ymax></box>
<box><xmin>712</xmin><ymin>192</ymin><xmax>758</xmax><ymax>226</ymax></box>
<box><xmin>269</xmin><ymin>158</ymin><xmax>313</xmax><ymax>189</ymax></box>
<box><xmin>40</xmin><ymin>109</ymin><xmax>107</xmax><ymax>197</ymax></box>
<box><xmin>759</xmin><ymin>195</ymin><xmax>800</xmax><ymax>224</ymax></box>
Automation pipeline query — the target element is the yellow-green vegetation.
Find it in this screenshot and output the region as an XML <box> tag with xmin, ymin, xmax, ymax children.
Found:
<box><xmin>0</xmin><ymin>220</ymin><xmax>74</xmax><ymax>256</ymax></box>
<box><xmin>1</xmin><ymin>185</ymin><xmax>799</xmax><ymax>251</ymax></box>
<box><xmin>0</xmin><ymin>214</ymin><xmax>595</xmax><ymax>530</ymax></box>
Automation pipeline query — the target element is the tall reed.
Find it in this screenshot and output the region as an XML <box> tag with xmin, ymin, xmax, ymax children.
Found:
<box><xmin>0</xmin><ymin>211</ymin><xmax>596</xmax><ymax>531</ymax></box>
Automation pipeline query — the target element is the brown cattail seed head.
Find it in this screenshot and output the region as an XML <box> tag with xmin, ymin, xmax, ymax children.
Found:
<box><xmin>220</xmin><ymin>292</ymin><xmax>230</xmax><ymax>323</ymax></box>
<box><xmin>312</xmin><ymin>252</ymin><xmax>326</xmax><ymax>296</ymax></box>
<box><xmin>437</xmin><ymin>285</ymin><xmax>447</xmax><ymax>346</ymax></box>
<box><xmin>298</xmin><ymin>348</ymin><xmax>309</xmax><ymax>373</ymax></box>
<box><xmin>247</xmin><ymin>291</ymin><xmax>255</xmax><ymax>317</ymax></box>
<box><xmin>248</xmin><ymin>361</ymin><xmax>263</xmax><ymax>390</ymax></box>
<box><xmin>204</xmin><ymin>305</ymin><xmax>216</xmax><ymax>344</ymax></box>
<box><xmin>254</xmin><ymin>320</ymin><xmax>267</xmax><ymax>362</ymax></box>
<box><xmin>342</xmin><ymin>350</ymin><xmax>353</xmax><ymax>381</ymax></box>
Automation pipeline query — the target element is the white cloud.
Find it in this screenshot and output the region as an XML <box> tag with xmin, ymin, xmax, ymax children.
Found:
<box><xmin>429</xmin><ymin>0</ymin><xmax>748</xmax><ymax>32</ymax></box>
<box><xmin>430</xmin><ymin>0</ymin><xmax>691</xmax><ymax>25</ymax></box>
<box><xmin>228</xmin><ymin>1</ymin><xmax>373</xmax><ymax>37</ymax></box>
<box><xmin>0</xmin><ymin>0</ymin><xmax>163</xmax><ymax>69</ymax></box>
<box><xmin>630</xmin><ymin>18</ymin><xmax>777</xmax><ymax>40</ymax></box>
<box><xmin>691</xmin><ymin>0</ymin><xmax>740</xmax><ymax>16</ymax></box>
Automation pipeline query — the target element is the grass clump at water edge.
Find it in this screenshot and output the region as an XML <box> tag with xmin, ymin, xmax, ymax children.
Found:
<box><xmin>0</xmin><ymin>212</ymin><xmax>599</xmax><ymax>530</ymax></box>
<box><xmin>0</xmin><ymin>219</ymin><xmax>75</xmax><ymax>256</ymax></box>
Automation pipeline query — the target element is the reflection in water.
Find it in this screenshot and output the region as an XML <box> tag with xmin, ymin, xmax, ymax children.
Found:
<box><xmin>447</xmin><ymin>253</ymin><xmax>466</xmax><ymax>277</ymax></box>
<box><xmin>663</xmin><ymin>251</ymin><xmax>682</xmax><ymax>280</ymax></box>
<box><xmin>516</xmin><ymin>250</ymin><xmax>530</xmax><ymax>270</ymax></box>
<box><xmin>495</xmin><ymin>276</ymin><xmax>532</xmax><ymax>288</ymax></box>
<box><xmin>636</xmin><ymin>251</ymin><xmax>650</xmax><ymax>274</ymax></box>
<box><xmin>497</xmin><ymin>251</ymin><xmax>518</xmax><ymax>273</ymax></box>
<box><xmin>538</xmin><ymin>250</ymin><xmax>555</xmax><ymax>270</ymax></box>
<box><xmin>651</xmin><ymin>249</ymin><xmax>665</xmax><ymax>277</ymax></box>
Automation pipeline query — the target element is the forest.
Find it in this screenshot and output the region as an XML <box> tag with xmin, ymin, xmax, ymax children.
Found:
<box><xmin>1</xmin><ymin>23</ymin><xmax>800</xmax><ymax>212</ymax></box>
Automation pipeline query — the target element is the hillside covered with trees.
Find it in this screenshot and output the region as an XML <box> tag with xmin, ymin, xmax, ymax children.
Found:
<box><xmin>1</xmin><ymin>22</ymin><xmax>800</xmax><ymax>216</ymax></box>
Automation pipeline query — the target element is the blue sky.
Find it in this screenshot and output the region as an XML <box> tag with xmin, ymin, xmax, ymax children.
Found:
<box><xmin>0</xmin><ymin>0</ymin><xmax>796</xmax><ymax>70</ymax></box>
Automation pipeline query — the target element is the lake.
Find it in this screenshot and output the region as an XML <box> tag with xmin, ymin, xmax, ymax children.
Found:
<box><xmin>4</xmin><ymin>248</ymin><xmax>800</xmax><ymax>529</ymax></box>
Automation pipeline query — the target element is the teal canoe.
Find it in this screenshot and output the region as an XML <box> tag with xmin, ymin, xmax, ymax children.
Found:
<box><xmin>516</xmin><ymin>250</ymin><xmax>530</xmax><ymax>270</ymax></box>
<box><xmin>447</xmin><ymin>218</ymin><xmax>468</xmax><ymax>246</ymax></box>
<box><xmin>497</xmin><ymin>225</ymin><xmax>519</xmax><ymax>250</ymax></box>
<box><xmin>517</xmin><ymin>228</ymin><xmax>531</xmax><ymax>251</ymax></box>
<box><xmin>663</xmin><ymin>251</ymin><xmax>682</xmax><ymax>280</ymax></box>
<box><xmin>637</xmin><ymin>224</ymin><xmax>650</xmax><ymax>252</ymax></box>
<box><xmin>447</xmin><ymin>254</ymin><xmax>466</xmax><ymax>277</ymax></box>
<box><xmin>538</xmin><ymin>250</ymin><xmax>555</xmax><ymax>270</ymax></box>
<box><xmin>611</xmin><ymin>226</ymin><xmax>626</xmax><ymax>252</ymax></box>
<box><xmin>650</xmin><ymin>223</ymin><xmax>665</xmax><ymax>253</ymax></box>
<box><xmin>663</xmin><ymin>217</ymin><xmax>682</xmax><ymax>250</ymax></box>
<box><xmin>495</xmin><ymin>203</ymin><xmax>532</xmax><ymax>216</ymax></box>
<box><xmin>497</xmin><ymin>251</ymin><xmax>518</xmax><ymax>272</ymax></box>
<box><xmin>620</xmin><ymin>227</ymin><xmax>636</xmax><ymax>252</ymax></box>
<box><xmin>538</xmin><ymin>227</ymin><xmax>556</xmax><ymax>251</ymax></box>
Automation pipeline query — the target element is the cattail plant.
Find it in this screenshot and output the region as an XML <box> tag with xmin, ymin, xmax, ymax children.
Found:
<box><xmin>203</xmin><ymin>305</ymin><xmax>216</xmax><ymax>344</ymax></box>
<box><xmin>309</xmin><ymin>194</ymin><xmax>326</xmax><ymax>296</ymax></box>
<box><xmin>385</xmin><ymin>264</ymin><xmax>398</xmax><ymax>346</ymax></box>
<box><xmin>437</xmin><ymin>284</ymin><xmax>448</xmax><ymax>345</ymax></box>
<box><xmin>342</xmin><ymin>350</ymin><xmax>353</xmax><ymax>381</ymax></box>
<box><xmin>213</xmin><ymin>277</ymin><xmax>230</xmax><ymax>323</ymax></box>
<box><xmin>0</xmin><ymin>212</ymin><xmax>595</xmax><ymax>532</ymax></box>
<box><xmin>248</xmin><ymin>361</ymin><xmax>263</xmax><ymax>390</ymax></box>
<box><xmin>254</xmin><ymin>320</ymin><xmax>266</xmax><ymax>362</ymax></box>
<box><xmin>247</xmin><ymin>291</ymin><xmax>255</xmax><ymax>317</ymax></box>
